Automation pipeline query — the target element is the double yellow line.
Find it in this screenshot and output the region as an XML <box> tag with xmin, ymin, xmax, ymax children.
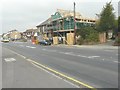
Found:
<box><xmin>26</xmin><ymin>59</ymin><xmax>97</xmax><ymax>90</ymax></box>
<box><xmin>6</xmin><ymin>47</ymin><xmax>96</xmax><ymax>90</ymax></box>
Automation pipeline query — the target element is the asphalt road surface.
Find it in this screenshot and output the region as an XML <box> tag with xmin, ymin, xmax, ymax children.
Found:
<box><xmin>2</xmin><ymin>42</ymin><xmax>119</xmax><ymax>89</ymax></box>
<box><xmin>2</xmin><ymin>45</ymin><xmax>77</xmax><ymax>88</ymax></box>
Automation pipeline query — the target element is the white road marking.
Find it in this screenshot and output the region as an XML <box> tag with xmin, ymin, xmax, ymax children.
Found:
<box><xmin>4</xmin><ymin>58</ymin><xmax>16</xmax><ymax>62</ymax></box>
<box><xmin>6</xmin><ymin>48</ymin><xmax>27</xmax><ymax>59</ymax></box>
<box><xmin>42</xmin><ymin>49</ymin><xmax>57</xmax><ymax>52</ymax></box>
<box><xmin>26</xmin><ymin>46</ymin><xmax>36</xmax><ymax>48</ymax></box>
<box><xmin>59</xmin><ymin>51</ymin><xmax>101</xmax><ymax>59</ymax></box>
<box><xmin>64</xmin><ymin>52</ymin><xmax>71</xmax><ymax>54</ymax></box>
<box><xmin>19</xmin><ymin>55</ymin><xmax>26</xmax><ymax>59</ymax></box>
<box><xmin>63</xmin><ymin>52</ymin><xmax>77</xmax><ymax>57</ymax></box>
<box><xmin>30</xmin><ymin>47</ymin><xmax>36</xmax><ymax>48</ymax></box>
<box><xmin>63</xmin><ymin>79</ymin><xmax>79</xmax><ymax>88</ymax></box>
<box><xmin>42</xmin><ymin>48</ymin><xmax>47</xmax><ymax>50</ymax></box>
<box><xmin>29</xmin><ymin>60</ymin><xmax>79</xmax><ymax>88</ymax></box>
<box><xmin>26</xmin><ymin>46</ymin><xmax>30</xmax><ymax>48</ymax></box>
<box><xmin>114</xmin><ymin>61</ymin><xmax>120</xmax><ymax>63</ymax></box>
<box><xmin>77</xmin><ymin>55</ymin><xmax>88</xmax><ymax>58</ymax></box>
<box><xmin>88</xmin><ymin>56</ymin><xmax>100</xmax><ymax>58</ymax></box>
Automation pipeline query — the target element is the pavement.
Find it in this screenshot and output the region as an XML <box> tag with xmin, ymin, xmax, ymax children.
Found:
<box><xmin>2</xmin><ymin>42</ymin><xmax>119</xmax><ymax>89</ymax></box>
<box><xmin>52</xmin><ymin>44</ymin><xmax>118</xmax><ymax>50</ymax></box>
<box><xmin>51</xmin><ymin>40</ymin><xmax>118</xmax><ymax>50</ymax></box>
<box><xmin>2</xmin><ymin>46</ymin><xmax>77</xmax><ymax>88</ymax></box>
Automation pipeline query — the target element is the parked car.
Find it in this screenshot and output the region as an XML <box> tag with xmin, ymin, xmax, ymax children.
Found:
<box><xmin>2</xmin><ymin>39</ymin><xmax>9</xmax><ymax>43</ymax></box>
<box><xmin>39</xmin><ymin>40</ymin><xmax>51</xmax><ymax>45</ymax></box>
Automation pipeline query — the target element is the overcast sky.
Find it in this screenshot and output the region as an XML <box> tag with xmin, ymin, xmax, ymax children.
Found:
<box><xmin>0</xmin><ymin>0</ymin><xmax>119</xmax><ymax>34</ymax></box>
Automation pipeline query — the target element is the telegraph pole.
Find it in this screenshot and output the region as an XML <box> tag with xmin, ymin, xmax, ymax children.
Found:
<box><xmin>74</xmin><ymin>2</ymin><xmax>76</xmax><ymax>45</ymax></box>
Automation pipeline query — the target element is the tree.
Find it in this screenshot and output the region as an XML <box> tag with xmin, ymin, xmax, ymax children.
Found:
<box><xmin>97</xmin><ymin>2</ymin><xmax>116</xmax><ymax>33</ymax></box>
<box><xmin>118</xmin><ymin>16</ymin><xmax>120</xmax><ymax>32</ymax></box>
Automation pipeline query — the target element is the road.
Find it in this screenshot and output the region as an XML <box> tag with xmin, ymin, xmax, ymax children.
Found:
<box><xmin>2</xmin><ymin>42</ymin><xmax>119</xmax><ymax>89</ymax></box>
<box><xmin>2</xmin><ymin>44</ymin><xmax>77</xmax><ymax>88</ymax></box>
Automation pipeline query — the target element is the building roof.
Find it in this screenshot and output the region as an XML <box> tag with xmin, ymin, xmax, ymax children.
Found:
<box><xmin>36</xmin><ymin>18</ymin><xmax>52</xmax><ymax>27</ymax></box>
<box><xmin>36</xmin><ymin>9</ymin><xmax>96</xmax><ymax>27</ymax></box>
<box><xmin>25</xmin><ymin>29</ymin><xmax>38</xmax><ymax>33</ymax></box>
<box><xmin>57</xmin><ymin>9</ymin><xmax>95</xmax><ymax>21</ymax></box>
<box><xmin>57</xmin><ymin>9</ymin><xmax>82</xmax><ymax>19</ymax></box>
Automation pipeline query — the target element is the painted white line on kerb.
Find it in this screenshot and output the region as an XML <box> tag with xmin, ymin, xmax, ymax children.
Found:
<box><xmin>4</xmin><ymin>58</ymin><xmax>16</xmax><ymax>62</ymax></box>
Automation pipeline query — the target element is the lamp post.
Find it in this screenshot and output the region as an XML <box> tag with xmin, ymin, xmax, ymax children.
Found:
<box><xmin>74</xmin><ymin>2</ymin><xmax>76</xmax><ymax>45</ymax></box>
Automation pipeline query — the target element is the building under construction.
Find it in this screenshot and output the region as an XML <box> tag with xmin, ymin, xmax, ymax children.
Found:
<box><xmin>36</xmin><ymin>9</ymin><xmax>96</xmax><ymax>44</ymax></box>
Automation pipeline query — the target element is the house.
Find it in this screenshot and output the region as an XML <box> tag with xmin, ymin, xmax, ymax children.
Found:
<box><xmin>36</xmin><ymin>9</ymin><xmax>96</xmax><ymax>39</ymax></box>
<box><xmin>9</xmin><ymin>30</ymin><xmax>22</xmax><ymax>40</ymax></box>
<box><xmin>2</xmin><ymin>33</ymin><xmax>9</xmax><ymax>39</ymax></box>
<box><xmin>23</xmin><ymin>29</ymin><xmax>38</xmax><ymax>39</ymax></box>
<box><xmin>2</xmin><ymin>30</ymin><xmax>22</xmax><ymax>41</ymax></box>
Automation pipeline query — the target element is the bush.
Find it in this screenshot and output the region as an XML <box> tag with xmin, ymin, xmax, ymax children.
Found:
<box><xmin>76</xmin><ymin>27</ymin><xmax>99</xmax><ymax>45</ymax></box>
<box><xmin>77</xmin><ymin>38</ymin><xmax>84</xmax><ymax>45</ymax></box>
<box><xmin>114</xmin><ymin>37</ymin><xmax>120</xmax><ymax>46</ymax></box>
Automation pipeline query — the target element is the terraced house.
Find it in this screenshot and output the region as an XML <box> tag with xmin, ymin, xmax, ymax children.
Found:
<box><xmin>36</xmin><ymin>9</ymin><xmax>96</xmax><ymax>39</ymax></box>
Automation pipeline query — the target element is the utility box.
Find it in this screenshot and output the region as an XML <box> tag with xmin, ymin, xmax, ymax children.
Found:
<box><xmin>67</xmin><ymin>33</ymin><xmax>74</xmax><ymax>45</ymax></box>
<box><xmin>53</xmin><ymin>37</ymin><xmax>58</xmax><ymax>45</ymax></box>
